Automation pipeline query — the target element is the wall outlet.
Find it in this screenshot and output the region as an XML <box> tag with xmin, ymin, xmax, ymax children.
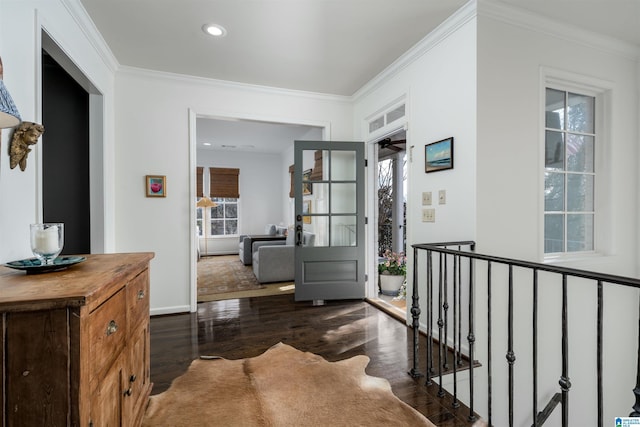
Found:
<box><xmin>422</xmin><ymin>191</ymin><xmax>432</xmax><ymax>205</ymax></box>
<box><xmin>439</xmin><ymin>190</ymin><xmax>446</xmax><ymax>205</ymax></box>
<box><xmin>422</xmin><ymin>208</ymin><xmax>435</xmax><ymax>222</ymax></box>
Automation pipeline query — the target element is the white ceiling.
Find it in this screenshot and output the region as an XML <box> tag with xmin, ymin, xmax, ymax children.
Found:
<box><xmin>78</xmin><ymin>0</ymin><xmax>639</xmax><ymax>152</ymax></box>
<box><xmin>79</xmin><ymin>0</ymin><xmax>640</xmax><ymax>97</ymax></box>
<box><xmin>196</xmin><ymin>117</ymin><xmax>322</xmax><ymax>154</ymax></box>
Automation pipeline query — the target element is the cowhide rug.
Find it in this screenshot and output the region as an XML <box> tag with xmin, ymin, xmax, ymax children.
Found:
<box><xmin>143</xmin><ymin>342</ymin><xmax>436</xmax><ymax>427</ymax></box>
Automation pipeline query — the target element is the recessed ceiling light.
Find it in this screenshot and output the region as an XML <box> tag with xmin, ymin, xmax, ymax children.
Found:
<box><xmin>203</xmin><ymin>142</ymin><xmax>212</xmax><ymax>146</ymax></box>
<box><xmin>202</xmin><ymin>24</ymin><xmax>227</xmax><ymax>37</ymax></box>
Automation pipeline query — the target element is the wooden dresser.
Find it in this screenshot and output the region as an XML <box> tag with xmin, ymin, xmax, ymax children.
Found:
<box><xmin>0</xmin><ymin>252</ymin><xmax>154</xmax><ymax>427</ymax></box>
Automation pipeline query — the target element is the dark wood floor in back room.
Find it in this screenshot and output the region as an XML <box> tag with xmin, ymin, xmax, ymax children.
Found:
<box><xmin>149</xmin><ymin>293</ymin><xmax>476</xmax><ymax>427</ymax></box>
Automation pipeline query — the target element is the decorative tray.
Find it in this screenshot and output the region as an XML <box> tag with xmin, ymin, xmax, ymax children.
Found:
<box><xmin>4</xmin><ymin>256</ymin><xmax>86</xmax><ymax>274</ymax></box>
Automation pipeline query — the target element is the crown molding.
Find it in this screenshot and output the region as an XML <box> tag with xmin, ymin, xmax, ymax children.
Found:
<box><xmin>479</xmin><ymin>0</ymin><xmax>640</xmax><ymax>61</ymax></box>
<box><xmin>118</xmin><ymin>65</ymin><xmax>352</xmax><ymax>104</ymax></box>
<box><xmin>352</xmin><ymin>0</ymin><xmax>477</xmax><ymax>102</ymax></box>
<box><xmin>60</xmin><ymin>0</ymin><xmax>119</xmax><ymax>73</ymax></box>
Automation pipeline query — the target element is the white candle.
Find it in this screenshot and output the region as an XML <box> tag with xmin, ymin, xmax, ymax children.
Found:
<box><xmin>34</xmin><ymin>226</ymin><xmax>59</xmax><ymax>254</ymax></box>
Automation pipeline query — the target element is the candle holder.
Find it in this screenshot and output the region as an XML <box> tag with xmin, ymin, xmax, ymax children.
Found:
<box><xmin>30</xmin><ymin>223</ymin><xmax>64</xmax><ymax>265</ymax></box>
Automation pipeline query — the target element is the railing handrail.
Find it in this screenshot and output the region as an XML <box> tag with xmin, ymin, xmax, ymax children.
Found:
<box><xmin>413</xmin><ymin>242</ymin><xmax>640</xmax><ymax>289</ymax></box>
<box><xmin>410</xmin><ymin>240</ymin><xmax>640</xmax><ymax>426</ymax></box>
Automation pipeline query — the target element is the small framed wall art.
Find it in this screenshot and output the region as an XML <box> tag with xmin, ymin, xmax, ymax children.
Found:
<box><xmin>145</xmin><ymin>175</ymin><xmax>166</xmax><ymax>197</ymax></box>
<box><xmin>302</xmin><ymin>169</ymin><xmax>313</xmax><ymax>195</ymax></box>
<box><xmin>425</xmin><ymin>137</ymin><xmax>454</xmax><ymax>173</ymax></box>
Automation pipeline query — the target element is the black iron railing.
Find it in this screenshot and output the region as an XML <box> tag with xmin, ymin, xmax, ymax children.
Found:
<box><xmin>409</xmin><ymin>241</ymin><xmax>640</xmax><ymax>426</ymax></box>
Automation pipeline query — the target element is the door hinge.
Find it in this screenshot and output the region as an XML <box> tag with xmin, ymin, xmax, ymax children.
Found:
<box><xmin>365</xmin><ymin>274</ymin><xmax>368</xmax><ymax>282</ymax></box>
<box><xmin>364</xmin><ymin>159</ymin><xmax>368</xmax><ymax>167</ymax></box>
<box><xmin>365</xmin><ymin>217</ymin><xmax>368</xmax><ymax>225</ymax></box>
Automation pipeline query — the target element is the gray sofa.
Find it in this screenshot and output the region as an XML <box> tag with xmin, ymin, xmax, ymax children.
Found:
<box><xmin>238</xmin><ymin>224</ymin><xmax>286</xmax><ymax>265</ymax></box>
<box><xmin>252</xmin><ymin>232</ymin><xmax>315</xmax><ymax>283</ymax></box>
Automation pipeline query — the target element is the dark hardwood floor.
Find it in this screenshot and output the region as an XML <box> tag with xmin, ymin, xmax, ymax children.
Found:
<box><xmin>149</xmin><ymin>293</ymin><xmax>476</xmax><ymax>426</ymax></box>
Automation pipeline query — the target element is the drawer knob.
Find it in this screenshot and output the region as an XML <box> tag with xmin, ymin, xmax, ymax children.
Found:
<box><xmin>129</xmin><ymin>374</ymin><xmax>137</xmax><ymax>383</ymax></box>
<box><xmin>124</xmin><ymin>387</ymin><xmax>132</xmax><ymax>397</ymax></box>
<box><xmin>137</xmin><ymin>290</ymin><xmax>145</xmax><ymax>300</ymax></box>
<box><xmin>106</xmin><ymin>320</ymin><xmax>118</xmax><ymax>336</ymax></box>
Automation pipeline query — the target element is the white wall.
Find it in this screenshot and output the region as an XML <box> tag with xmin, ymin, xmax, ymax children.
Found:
<box><xmin>474</xmin><ymin>2</ymin><xmax>640</xmax><ymax>425</ymax></box>
<box><xmin>355</xmin><ymin>4</ymin><xmax>478</xmax><ymax>246</ymax></box>
<box><xmin>0</xmin><ymin>0</ymin><xmax>116</xmax><ymax>262</ymax></box>
<box><xmin>197</xmin><ymin>149</ymin><xmax>285</xmax><ymax>238</ymax></box>
<box><xmin>353</xmin><ymin>5</ymin><xmax>478</xmax><ymax>310</ymax></box>
<box><xmin>114</xmin><ymin>68</ymin><xmax>352</xmax><ymax>314</ymax></box>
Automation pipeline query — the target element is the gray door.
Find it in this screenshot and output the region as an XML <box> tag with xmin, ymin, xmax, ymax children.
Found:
<box><xmin>294</xmin><ymin>141</ymin><xmax>366</xmax><ymax>301</ymax></box>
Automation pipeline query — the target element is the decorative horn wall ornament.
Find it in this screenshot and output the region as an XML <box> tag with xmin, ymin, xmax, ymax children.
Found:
<box><xmin>9</xmin><ymin>122</ymin><xmax>44</xmax><ymax>171</ymax></box>
<box><xmin>0</xmin><ymin>55</ymin><xmax>22</xmax><ymax>148</ymax></box>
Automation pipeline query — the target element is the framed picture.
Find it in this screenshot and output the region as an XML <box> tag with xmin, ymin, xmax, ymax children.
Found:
<box><xmin>145</xmin><ymin>175</ymin><xmax>166</xmax><ymax>197</ymax></box>
<box><xmin>303</xmin><ymin>200</ymin><xmax>311</xmax><ymax>224</ymax></box>
<box><xmin>302</xmin><ymin>169</ymin><xmax>313</xmax><ymax>195</ymax></box>
<box><xmin>425</xmin><ymin>137</ymin><xmax>454</xmax><ymax>173</ymax></box>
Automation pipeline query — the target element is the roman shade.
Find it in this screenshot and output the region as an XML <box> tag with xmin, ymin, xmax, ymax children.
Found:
<box><xmin>310</xmin><ymin>150</ymin><xmax>323</xmax><ymax>181</ymax></box>
<box><xmin>210</xmin><ymin>167</ymin><xmax>240</xmax><ymax>198</ymax></box>
<box><xmin>196</xmin><ymin>166</ymin><xmax>204</xmax><ymax>197</ymax></box>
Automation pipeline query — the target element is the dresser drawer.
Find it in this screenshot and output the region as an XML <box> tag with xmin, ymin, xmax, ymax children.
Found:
<box><xmin>89</xmin><ymin>288</ymin><xmax>127</xmax><ymax>381</ymax></box>
<box><xmin>127</xmin><ymin>269</ymin><xmax>149</xmax><ymax>332</ymax></box>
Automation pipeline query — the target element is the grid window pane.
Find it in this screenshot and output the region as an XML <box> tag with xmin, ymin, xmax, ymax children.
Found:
<box><xmin>211</xmin><ymin>205</ymin><xmax>224</xmax><ymax>218</ymax></box>
<box><xmin>225</xmin><ymin>220</ymin><xmax>238</xmax><ymax>235</ymax></box>
<box><xmin>225</xmin><ymin>203</ymin><xmax>238</xmax><ymax>219</ymax></box>
<box><xmin>545</xmin><ymin>88</ymin><xmax>565</xmax><ymax>129</ymax></box>
<box><xmin>567</xmin><ymin>174</ymin><xmax>594</xmax><ymax>212</ymax></box>
<box><xmin>567</xmin><ymin>214</ymin><xmax>594</xmax><ymax>252</ymax></box>
<box><xmin>331</xmin><ymin>216</ymin><xmax>357</xmax><ymax>247</ymax></box>
<box><xmin>544</xmin><ymin>172</ymin><xmax>564</xmax><ymax>211</ymax></box>
<box><xmin>566</xmin><ymin>134</ymin><xmax>594</xmax><ymax>173</ymax></box>
<box><xmin>567</xmin><ymin>92</ymin><xmax>595</xmax><ymax>133</ymax></box>
<box><xmin>545</xmin><ymin>131</ymin><xmax>564</xmax><ymax>170</ymax></box>
<box><xmin>210</xmin><ymin>220</ymin><xmax>224</xmax><ymax>235</ymax></box>
<box><xmin>544</xmin><ymin>214</ymin><xmax>564</xmax><ymax>253</ymax></box>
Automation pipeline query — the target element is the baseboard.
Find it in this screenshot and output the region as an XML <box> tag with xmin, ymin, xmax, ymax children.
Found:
<box><xmin>151</xmin><ymin>305</ymin><xmax>191</xmax><ymax>316</ymax></box>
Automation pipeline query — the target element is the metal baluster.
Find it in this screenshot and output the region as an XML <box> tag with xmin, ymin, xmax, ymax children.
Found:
<box><xmin>425</xmin><ymin>251</ymin><xmax>433</xmax><ymax>385</ymax></box>
<box><xmin>532</xmin><ymin>269</ymin><xmax>538</xmax><ymax>427</ymax></box>
<box><xmin>559</xmin><ymin>274</ymin><xmax>571</xmax><ymax>426</ymax></box>
<box><xmin>629</xmin><ymin>291</ymin><xmax>640</xmax><ymax>417</ymax></box>
<box><xmin>487</xmin><ymin>261</ymin><xmax>493</xmax><ymax>427</ymax></box>
<box><xmin>427</xmin><ymin>250</ymin><xmax>434</xmax><ymax>381</ymax></box>
<box><xmin>467</xmin><ymin>256</ymin><xmax>477</xmax><ymax>423</ymax></box>
<box><xmin>409</xmin><ymin>246</ymin><xmax>423</xmax><ymax>378</ymax></box>
<box><xmin>443</xmin><ymin>252</ymin><xmax>450</xmax><ymax>371</ymax></box>
<box><xmin>452</xmin><ymin>253</ymin><xmax>459</xmax><ymax>408</ymax></box>
<box><xmin>597</xmin><ymin>281</ymin><xmax>603</xmax><ymax>427</ymax></box>
<box><xmin>507</xmin><ymin>265</ymin><xmax>515</xmax><ymax>427</ymax></box>
<box><xmin>437</xmin><ymin>252</ymin><xmax>445</xmax><ymax>397</ymax></box>
<box><xmin>458</xmin><ymin>247</ymin><xmax>463</xmax><ymax>366</ymax></box>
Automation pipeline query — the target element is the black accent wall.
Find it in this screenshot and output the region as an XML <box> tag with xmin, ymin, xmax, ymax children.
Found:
<box><xmin>41</xmin><ymin>50</ymin><xmax>90</xmax><ymax>255</ymax></box>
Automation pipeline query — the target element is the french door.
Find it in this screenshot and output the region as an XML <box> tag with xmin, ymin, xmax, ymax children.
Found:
<box><xmin>294</xmin><ymin>141</ymin><xmax>366</xmax><ymax>301</ymax></box>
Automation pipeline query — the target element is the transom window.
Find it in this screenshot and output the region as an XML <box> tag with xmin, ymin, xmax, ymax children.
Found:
<box><xmin>544</xmin><ymin>88</ymin><xmax>596</xmax><ymax>254</ymax></box>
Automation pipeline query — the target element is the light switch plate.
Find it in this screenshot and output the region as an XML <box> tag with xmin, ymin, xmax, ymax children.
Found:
<box><xmin>439</xmin><ymin>190</ymin><xmax>446</xmax><ymax>205</ymax></box>
<box><xmin>422</xmin><ymin>191</ymin><xmax>432</xmax><ymax>206</ymax></box>
<box><xmin>422</xmin><ymin>208</ymin><xmax>435</xmax><ymax>222</ymax></box>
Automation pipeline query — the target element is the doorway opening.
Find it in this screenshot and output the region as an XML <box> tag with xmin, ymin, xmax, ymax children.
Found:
<box><xmin>40</xmin><ymin>30</ymin><xmax>106</xmax><ymax>254</ymax></box>
<box><xmin>371</xmin><ymin>130</ymin><xmax>407</xmax><ymax>318</ymax></box>
<box><xmin>190</xmin><ymin>114</ymin><xmax>325</xmax><ymax>310</ymax></box>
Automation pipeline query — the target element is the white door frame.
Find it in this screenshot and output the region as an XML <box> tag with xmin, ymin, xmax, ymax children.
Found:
<box><xmin>364</xmin><ymin>123</ymin><xmax>409</xmax><ymax>319</ymax></box>
<box><xmin>187</xmin><ymin>109</ymin><xmax>332</xmax><ymax>312</ymax></box>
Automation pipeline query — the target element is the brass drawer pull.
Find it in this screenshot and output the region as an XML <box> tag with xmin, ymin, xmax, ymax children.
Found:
<box><xmin>106</xmin><ymin>320</ymin><xmax>118</xmax><ymax>336</ymax></box>
<box><xmin>129</xmin><ymin>374</ymin><xmax>137</xmax><ymax>383</ymax></box>
<box><xmin>137</xmin><ymin>290</ymin><xmax>145</xmax><ymax>300</ymax></box>
<box><xmin>124</xmin><ymin>388</ymin><xmax>132</xmax><ymax>397</ymax></box>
